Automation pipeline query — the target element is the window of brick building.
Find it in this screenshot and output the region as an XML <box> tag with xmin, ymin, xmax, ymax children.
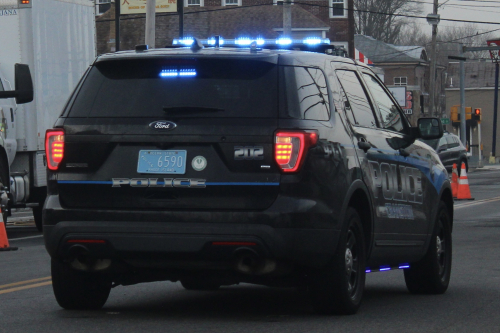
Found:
<box><xmin>330</xmin><ymin>0</ymin><xmax>346</xmax><ymax>18</ymax></box>
<box><xmin>223</xmin><ymin>0</ymin><xmax>240</xmax><ymax>5</ymax></box>
<box><xmin>96</xmin><ymin>0</ymin><xmax>111</xmax><ymax>15</ymax></box>
<box><xmin>187</xmin><ymin>0</ymin><xmax>203</xmax><ymax>6</ymax></box>
<box><xmin>394</xmin><ymin>77</ymin><xmax>407</xmax><ymax>86</ymax></box>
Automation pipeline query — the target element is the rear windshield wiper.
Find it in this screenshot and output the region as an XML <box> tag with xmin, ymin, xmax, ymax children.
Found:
<box><xmin>162</xmin><ymin>106</ymin><xmax>224</xmax><ymax>114</ymax></box>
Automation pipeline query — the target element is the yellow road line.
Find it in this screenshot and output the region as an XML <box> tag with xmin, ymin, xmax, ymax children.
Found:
<box><xmin>455</xmin><ymin>196</ymin><xmax>500</xmax><ymax>209</ymax></box>
<box><xmin>0</xmin><ymin>276</ymin><xmax>51</xmax><ymax>290</ymax></box>
<box><xmin>0</xmin><ymin>281</ymin><xmax>52</xmax><ymax>295</ymax></box>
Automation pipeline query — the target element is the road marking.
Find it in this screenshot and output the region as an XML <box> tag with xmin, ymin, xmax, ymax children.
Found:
<box><xmin>0</xmin><ymin>281</ymin><xmax>52</xmax><ymax>295</ymax></box>
<box><xmin>0</xmin><ymin>276</ymin><xmax>51</xmax><ymax>290</ymax></box>
<box><xmin>9</xmin><ymin>235</ymin><xmax>43</xmax><ymax>241</ymax></box>
<box><xmin>455</xmin><ymin>196</ymin><xmax>500</xmax><ymax>209</ymax></box>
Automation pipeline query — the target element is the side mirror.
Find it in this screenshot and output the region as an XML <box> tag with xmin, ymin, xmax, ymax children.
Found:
<box><xmin>437</xmin><ymin>145</ymin><xmax>447</xmax><ymax>153</ymax></box>
<box><xmin>14</xmin><ymin>64</ymin><xmax>33</xmax><ymax>104</ymax></box>
<box><xmin>416</xmin><ymin>117</ymin><xmax>443</xmax><ymax>140</ymax></box>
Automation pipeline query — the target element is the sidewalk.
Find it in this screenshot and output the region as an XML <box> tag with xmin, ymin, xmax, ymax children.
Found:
<box><xmin>472</xmin><ymin>164</ymin><xmax>500</xmax><ymax>172</ymax></box>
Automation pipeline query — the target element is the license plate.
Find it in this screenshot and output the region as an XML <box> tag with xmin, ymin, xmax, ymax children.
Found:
<box><xmin>137</xmin><ymin>150</ymin><xmax>187</xmax><ymax>174</ymax></box>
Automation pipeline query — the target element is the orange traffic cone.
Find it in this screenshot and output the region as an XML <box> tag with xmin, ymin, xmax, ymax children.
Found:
<box><xmin>456</xmin><ymin>162</ymin><xmax>474</xmax><ymax>201</ymax></box>
<box><xmin>0</xmin><ymin>207</ymin><xmax>18</xmax><ymax>251</ymax></box>
<box><xmin>451</xmin><ymin>163</ymin><xmax>458</xmax><ymax>198</ymax></box>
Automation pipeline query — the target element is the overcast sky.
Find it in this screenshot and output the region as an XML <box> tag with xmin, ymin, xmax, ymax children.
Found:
<box><xmin>420</xmin><ymin>0</ymin><xmax>500</xmax><ymax>39</ymax></box>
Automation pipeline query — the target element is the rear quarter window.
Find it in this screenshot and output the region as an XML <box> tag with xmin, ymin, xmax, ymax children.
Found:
<box><xmin>281</xmin><ymin>66</ymin><xmax>330</xmax><ymax>121</ymax></box>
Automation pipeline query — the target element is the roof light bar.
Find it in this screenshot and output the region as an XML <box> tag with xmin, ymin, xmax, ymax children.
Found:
<box><xmin>173</xmin><ymin>38</ymin><xmax>195</xmax><ymax>46</ymax></box>
<box><xmin>173</xmin><ymin>37</ymin><xmax>330</xmax><ymax>48</ymax></box>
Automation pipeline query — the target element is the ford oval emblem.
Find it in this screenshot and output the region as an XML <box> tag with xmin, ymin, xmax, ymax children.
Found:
<box><xmin>149</xmin><ymin>120</ymin><xmax>177</xmax><ymax>131</ymax></box>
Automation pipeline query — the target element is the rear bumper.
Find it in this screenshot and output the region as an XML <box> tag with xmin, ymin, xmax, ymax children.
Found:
<box><xmin>43</xmin><ymin>195</ymin><xmax>340</xmax><ymax>268</ymax></box>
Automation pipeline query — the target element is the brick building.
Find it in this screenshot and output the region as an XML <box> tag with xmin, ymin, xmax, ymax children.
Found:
<box><xmin>96</xmin><ymin>0</ymin><xmax>354</xmax><ymax>56</ymax></box>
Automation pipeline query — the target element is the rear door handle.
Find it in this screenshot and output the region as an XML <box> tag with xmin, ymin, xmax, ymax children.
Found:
<box><xmin>358</xmin><ymin>141</ymin><xmax>371</xmax><ymax>152</ymax></box>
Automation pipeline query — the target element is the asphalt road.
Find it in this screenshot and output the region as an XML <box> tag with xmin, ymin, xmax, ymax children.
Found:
<box><xmin>1</xmin><ymin>169</ymin><xmax>500</xmax><ymax>332</ymax></box>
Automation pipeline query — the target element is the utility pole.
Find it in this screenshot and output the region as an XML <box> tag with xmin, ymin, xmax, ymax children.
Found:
<box><xmin>145</xmin><ymin>0</ymin><xmax>156</xmax><ymax>48</ymax></box>
<box><xmin>492</xmin><ymin>62</ymin><xmax>499</xmax><ymax>161</ymax></box>
<box><xmin>114</xmin><ymin>0</ymin><xmax>120</xmax><ymax>51</ymax></box>
<box><xmin>460</xmin><ymin>53</ymin><xmax>466</xmax><ymax>146</ymax></box>
<box><xmin>283</xmin><ymin>0</ymin><xmax>291</xmax><ymax>38</ymax></box>
<box><xmin>463</xmin><ymin>44</ymin><xmax>500</xmax><ymax>163</ymax></box>
<box><xmin>178</xmin><ymin>0</ymin><xmax>184</xmax><ymax>38</ymax></box>
<box><xmin>448</xmin><ymin>53</ymin><xmax>467</xmax><ymax>146</ymax></box>
<box><xmin>427</xmin><ymin>1</ymin><xmax>440</xmax><ymax>116</ymax></box>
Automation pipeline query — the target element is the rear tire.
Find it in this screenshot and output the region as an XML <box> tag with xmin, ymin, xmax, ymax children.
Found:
<box><xmin>308</xmin><ymin>207</ymin><xmax>366</xmax><ymax>315</ymax></box>
<box><xmin>404</xmin><ymin>202</ymin><xmax>452</xmax><ymax>294</ymax></box>
<box><xmin>0</xmin><ymin>156</ymin><xmax>9</xmax><ymax>226</ymax></box>
<box><xmin>51</xmin><ymin>259</ymin><xmax>112</xmax><ymax>310</ymax></box>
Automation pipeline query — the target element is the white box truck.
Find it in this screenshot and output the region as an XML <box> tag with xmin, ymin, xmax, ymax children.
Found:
<box><xmin>0</xmin><ymin>0</ymin><xmax>95</xmax><ymax>230</ymax></box>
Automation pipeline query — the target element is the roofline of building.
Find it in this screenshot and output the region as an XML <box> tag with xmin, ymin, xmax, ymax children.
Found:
<box><xmin>273</xmin><ymin>27</ymin><xmax>330</xmax><ymax>31</ymax></box>
<box><xmin>371</xmin><ymin>62</ymin><xmax>429</xmax><ymax>66</ymax></box>
<box><xmin>446</xmin><ymin>87</ymin><xmax>498</xmax><ymax>91</ymax></box>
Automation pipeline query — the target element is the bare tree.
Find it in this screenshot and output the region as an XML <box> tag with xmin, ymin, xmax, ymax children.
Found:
<box><xmin>396</xmin><ymin>21</ymin><xmax>429</xmax><ymax>46</ymax></box>
<box><xmin>398</xmin><ymin>23</ymin><xmax>495</xmax><ymax>63</ymax></box>
<box><xmin>438</xmin><ymin>24</ymin><xmax>494</xmax><ymax>60</ymax></box>
<box><xmin>354</xmin><ymin>0</ymin><xmax>423</xmax><ymax>44</ymax></box>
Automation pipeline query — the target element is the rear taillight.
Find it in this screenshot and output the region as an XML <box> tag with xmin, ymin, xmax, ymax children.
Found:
<box><xmin>275</xmin><ymin>131</ymin><xmax>318</xmax><ymax>172</ymax></box>
<box><xmin>45</xmin><ymin>129</ymin><xmax>65</xmax><ymax>171</ymax></box>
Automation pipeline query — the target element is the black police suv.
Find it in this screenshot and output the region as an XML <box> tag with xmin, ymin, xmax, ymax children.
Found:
<box><xmin>420</xmin><ymin>132</ymin><xmax>468</xmax><ymax>174</ymax></box>
<box><xmin>43</xmin><ymin>42</ymin><xmax>453</xmax><ymax>315</ymax></box>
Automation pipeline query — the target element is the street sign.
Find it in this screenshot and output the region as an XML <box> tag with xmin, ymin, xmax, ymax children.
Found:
<box><xmin>388</xmin><ymin>87</ymin><xmax>406</xmax><ymax>107</ymax></box>
<box><xmin>121</xmin><ymin>0</ymin><xmax>177</xmax><ymax>14</ymax></box>
<box><xmin>441</xmin><ymin>118</ymin><xmax>450</xmax><ymax>125</ymax></box>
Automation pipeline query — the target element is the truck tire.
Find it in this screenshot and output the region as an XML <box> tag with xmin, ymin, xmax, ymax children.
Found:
<box><xmin>33</xmin><ymin>207</ymin><xmax>43</xmax><ymax>232</ymax></box>
<box><xmin>308</xmin><ymin>207</ymin><xmax>366</xmax><ymax>315</ymax></box>
<box><xmin>0</xmin><ymin>156</ymin><xmax>8</xmax><ymax>225</ymax></box>
<box><xmin>51</xmin><ymin>259</ymin><xmax>112</xmax><ymax>310</ymax></box>
<box><xmin>404</xmin><ymin>202</ymin><xmax>452</xmax><ymax>294</ymax></box>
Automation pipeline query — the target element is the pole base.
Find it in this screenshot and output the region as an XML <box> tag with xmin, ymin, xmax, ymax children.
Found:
<box><xmin>0</xmin><ymin>247</ymin><xmax>18</xmax><ymax>251</ymax></box>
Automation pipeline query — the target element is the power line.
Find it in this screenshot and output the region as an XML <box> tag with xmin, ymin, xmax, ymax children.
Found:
<box><xmin>354</xmin><ymin>27</ymin><xmax>500</xmax><ymax>59</ymax></box>
<box><xmin>96</xmin><ymin>1</ymin><xmax>500</xmax><ymax>25</ymax></box>
<box><xmin>409</xmin><ymin>0</ymin><xmax>500</xmax><ymax>7</ymax></box>
<box><xmin>96</xmin><ymin>2</ymin><xmax>274</xmax><ymax>23</ymax></box>
<box><xmin>294</xmin><ymin>1</ymin><xmax>500</xmax><ymax>25</ymax></box>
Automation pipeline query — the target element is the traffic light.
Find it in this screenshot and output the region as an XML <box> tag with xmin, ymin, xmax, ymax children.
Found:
<box><xmin>472</xmin><ymin>108</ymin><xmax>482</xmax><ymax>122</ymax></box>
<box><xmin>451</xmin><ymin>106</ymin><xmax>473</xmax><ymax>122</ymax></box>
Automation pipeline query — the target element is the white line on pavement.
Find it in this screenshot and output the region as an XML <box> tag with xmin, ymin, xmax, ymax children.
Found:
<box><xmin>9</xmin><ymin>235</ymin><xmax>43</xmax><ymax>241</ymax></box>
<box><xmin>455</xmin><ymin>196</ymin><xmax>500</xmax><ymax>209</ymax></box>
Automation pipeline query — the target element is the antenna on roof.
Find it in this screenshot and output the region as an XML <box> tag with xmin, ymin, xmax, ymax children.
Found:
<box><xmin>250</xmin><ymin>41</ymin><xmax>258</xmax><ymax>53</ymax></box>
<box><xmin>191</xmin><ymin>38</ymin><xmax>204</xmax><ymax>52</ymax></box>
<box><xmin>214</xmin><ymin>36</ymin><xmax>221</xmax><ymax>48</ymax></box>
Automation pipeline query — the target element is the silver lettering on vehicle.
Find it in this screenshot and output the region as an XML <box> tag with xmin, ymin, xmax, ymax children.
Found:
<box><xmin>149</xmin><ymin>121</ymin><xmax>177</xmax><ymax>131</ymax></box>
<box><xmin>385</xmin><ymin>203</ymin><xmax>415</xmax><ymax>220</ymax></box>
<box><xmin>112</xmin><ymin>178</ymin><xmax>206</xmax><ymax>188</ymax></box>
<box><xmin>234</xmin><ymin>146</ymin><xmax>264</xmax><ymax>160</ymax></box>
<box><xmin>369</xmin><ymin>161</ymin><xmax>423</xmax><ymax>204</ymax></box>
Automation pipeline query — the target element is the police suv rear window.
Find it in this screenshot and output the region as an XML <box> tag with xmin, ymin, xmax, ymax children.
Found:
<box><xmin>68</xmin><ymin>58</ymin><xmax>278</xmax><ymax>118</ymax></box>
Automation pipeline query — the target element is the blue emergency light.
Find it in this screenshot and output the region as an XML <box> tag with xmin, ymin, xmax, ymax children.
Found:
<box><xmin>172</xmin><ymin>36</ymin><xmax>331</xmax><ymax>48</ymax></box>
